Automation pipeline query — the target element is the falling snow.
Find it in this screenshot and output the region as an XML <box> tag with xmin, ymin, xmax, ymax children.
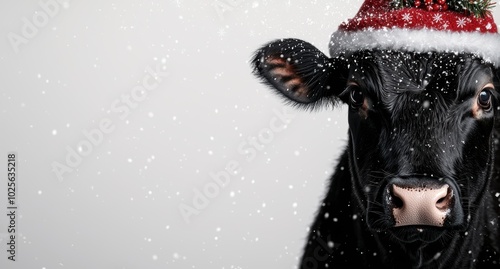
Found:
<box><xmin>12</xmin><ymin>0</ymin><xmax>497</xmax><ymax>268</ymax></box>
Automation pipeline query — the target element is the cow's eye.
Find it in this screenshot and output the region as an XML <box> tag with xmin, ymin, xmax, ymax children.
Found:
<box><xmin>349</xmin><ymin>85</ymin><xmax>364</xmax><ymax>108</ymax></box>
<box><xmin>478</xmin><ymin>88</ymin><xmax>493</xmax><ymax>111</ymax></box>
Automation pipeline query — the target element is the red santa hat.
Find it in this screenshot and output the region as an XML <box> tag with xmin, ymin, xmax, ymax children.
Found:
<box><xmin>330</xmin><ymin>0</ymin><xmax>500</xmax><ymax>66</ymax></box>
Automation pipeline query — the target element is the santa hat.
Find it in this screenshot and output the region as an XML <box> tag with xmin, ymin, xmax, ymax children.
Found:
<box><xmin>329</xmin><ymin>0</ymin><xmax>500</xmax><ymax>66</ymax></box>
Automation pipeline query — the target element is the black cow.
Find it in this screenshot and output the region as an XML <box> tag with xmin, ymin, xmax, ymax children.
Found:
<box><xmin>252</xmin><ymin>38</ymin><xmax>500</xmax><ymax>268</ymax></box>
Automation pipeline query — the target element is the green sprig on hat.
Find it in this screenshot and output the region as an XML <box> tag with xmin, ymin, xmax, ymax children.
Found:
<box><xmin>391</xmin><ymin>0</ymin><xmax>496</xmax><ymax>18</ymax></box>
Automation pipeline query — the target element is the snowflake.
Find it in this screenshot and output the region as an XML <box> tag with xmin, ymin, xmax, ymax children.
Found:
<box><xmin>172</xmin><ymin>0</ymin><xmax>181</xmax><ymax>7</ymax></box>
<box><xmin>456</xmin><ymin>17</ymin><xmax>467</xmax><ymax>28</ymax></box>
<box><xmin>432</xmin><ymin>14</ymin><xmax>442</xmax><ymax>23</ymax></box>
<box><xmin>402</xmin><ymin>13</ymin><xmax>412</xmax><ymax>22</ymax></box>
<box><xmin>442</xmin><ymin>22</ymin><xmax>449</xmax><ymax>29</ymax></box>
<box><xmin>218</xmin><ymin>28</ymin><xmax>226</xmax><ymax>37</ymax></box>
<box><xmin>486</xmin><ymin>22</ymin><xmax>492</xmax><ymax>30</ymax></box>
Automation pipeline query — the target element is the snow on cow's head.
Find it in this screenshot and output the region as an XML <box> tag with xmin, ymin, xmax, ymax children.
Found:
<box><xmin>252</xmin><ymin>0</ymin><xmax>500</xmax><ymax>244</ymax></box>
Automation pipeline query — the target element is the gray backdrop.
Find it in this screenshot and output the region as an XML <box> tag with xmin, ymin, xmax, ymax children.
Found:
<box><xmin>1</xmin><ymin>0</ymin><xmax>498</xmax><ymax>268</ymax></box>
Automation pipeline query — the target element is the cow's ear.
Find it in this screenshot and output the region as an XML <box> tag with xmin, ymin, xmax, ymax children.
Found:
<box><xmin>252</xmin><ymin>38</ymin><xmax>348</xmax><ymax>108</ymax></box>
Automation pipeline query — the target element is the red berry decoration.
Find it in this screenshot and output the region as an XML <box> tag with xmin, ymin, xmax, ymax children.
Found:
<box><xmin>433</xmin><ymin>3</ymin><xmax>441</xmax><ymax>10</ymax></box>
<box><xmin>414</xmin><ymin>0</ymin><xmax>421</xmax><ymax>8</ymax></box>
<box><xmin>424</xmin><ymin>0</ymin><xmax>433</xmax><ymax>5</ymax></box>
<box><xmin>441</xmin><ymin>3</ymin><xmax>448</xmax><ymax>11</ymax></box>
<box><xmin>437</xmin><ymin>0</ymin><xmax>446</xmax><ymax>5</ymax></box>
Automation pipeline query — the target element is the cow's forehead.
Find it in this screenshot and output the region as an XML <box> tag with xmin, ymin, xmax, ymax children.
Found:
<box><xmin>347</xmin><ymin>50</ymin><xmax>494</xmax><ymax>110</ymax></box>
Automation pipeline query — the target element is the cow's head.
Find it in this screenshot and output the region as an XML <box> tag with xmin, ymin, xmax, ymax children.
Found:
<box><xmin>252</xmin><ymin>38</ymin><xmax>499</xmax><ymax>244</ymax></box>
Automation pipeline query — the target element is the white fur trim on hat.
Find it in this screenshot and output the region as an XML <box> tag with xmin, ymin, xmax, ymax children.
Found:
<box><xmin>329</xmin><ymin>28</ymin><xmax>500</xmax><ymax>66</ymax></box>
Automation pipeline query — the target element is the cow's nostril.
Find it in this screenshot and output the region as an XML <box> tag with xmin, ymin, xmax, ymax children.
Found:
<box><xmin>436</xmin><ymin>187</ymin><xmax>453</xmax><ymax>211</ymax></box>
<box><xmin>391</xmin><ymin>193</ymin><xmax>404</xmax><ymax>209</ymax></box>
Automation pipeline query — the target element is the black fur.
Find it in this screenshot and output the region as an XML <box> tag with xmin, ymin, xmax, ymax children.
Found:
<box><xmin>251</xmin><ymin>39</ymin><xmax>500</xmax><ymax>268</ymax></box>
